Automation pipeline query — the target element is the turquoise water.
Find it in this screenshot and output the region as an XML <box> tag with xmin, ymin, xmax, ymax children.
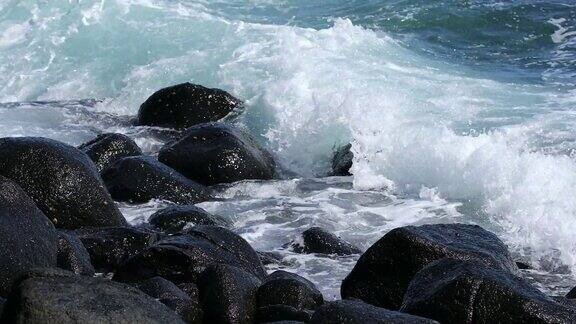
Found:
<box><xmin>1</xmin><ymin>0</ymin><xmax>576</xmax><ymax>298</ymax></box>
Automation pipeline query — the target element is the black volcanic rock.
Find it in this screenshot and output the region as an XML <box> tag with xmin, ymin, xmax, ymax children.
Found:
<box><xmin>138</xmin><ymin>83</ymin><xmax>242</xmax><ymax>129</ymax></box>
<box><xmin>311</xmin><ymin>299</ymin><xmax>437</xmax><ymax>324</ymax></box>
<box><xmin>257</xmin><ymin>270</ymin><xmax>323</xmax><ymax>311</ymax></box>
<box><xmin>401</xmin><ymin>258</ymin><xmax>576</xmax><ymax>323</ymax></box>
<box><xmin>79</xmin><ymin>133</ymin><xmax>142</xmax><ymax>173</ymax></box>
<box><xmin>0</xmin><ymin>137</ymin><xmax>126</xmax><ymax>229</ymax></box>
<box><xmin>56</xmin><ymin>231</ymin><xmax>95</xmax><ymax>276</ymax></box>
<box><xmin>114</xmin><ymin>225</ymin><xmax>266</xmax><ymax>284</ymax></box>
<box><xmin>257</xmin><ymin>305</ymin><xmax>313</xmax><ymax>323</ymax></box>
<box><xmin>138</xmin><ymin>276</ymin><xmax>202</xmax><ymax>323</ymax></box>
<box><xmin>341</xmin><ymin>223</ymin><xmax>518</xmax><ymax>309</ymax></box>
<box><xmin>101</xmin><ymin>156</ymin><xmax>212</xmax><ymax>204</ymax></box>
<box><xmin>292</xmin><ymin>227</ymin><xmax>361</xmax><ymax>256</ymax></box>
<box><xmin>331</xmin><ymin>143</ymin><xmax>353</xmax><ymax>176</ymax></box>
<box><xmin>148</xmin><ymin>205</ymin><xmax>230</xmax><ymax>234</ymax></box>
<box><xmin>0</xmin><ymin>176</ymin><xmax>58</xmax><ymax>297</ymax></box>
<box><xmin>158</xmin><ymin>123</ymin><xmax>275</xmax><ymax>186</ymax></box>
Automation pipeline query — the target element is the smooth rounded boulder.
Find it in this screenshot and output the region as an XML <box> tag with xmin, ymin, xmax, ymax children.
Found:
<box><xmin>341</xmin><ymin>223</ymin><xmax>518</xmax><ymax>309</ymax></box>
<box><xmin>138</xmin><ymin>276</ymin><xmax>202</xmax><ymax>323</ymax></box>
<box><xmin>401</xmin><ymin>258</ymin><xmax>576</xmax><ymax>323</ymax></box>
<box><xmin>102</xmin><ymin>156</ymin><xmax>212</xmax><ymax>204</ymax></box>
<box><xmin>0</xmin><ymin>269</ymin><xmax>185</xmax><ymax>323</ymax></box>
<box><xmin>257</xmin><ymin>270</ymin><xmax>323</xmax><ymax>311</ymax></box>
<box><xmin>292</xmin><ymin>227</ymin><xmax>361</xmax><ymax>256</ymax></box>
<box><xmin>158</xmin><ymin>123</ymin><xmax>276</xmax><ymax>186</ymax></box>
<box><xmin>0</xmin><ymin>137</ymin><xmax>126</xmax><ymax>229</ymax></box>
<box><xmin>149</xmin><ymin>205</ymin><xmax>230</xmax><ymax>234</ymax></box>
<box><xmin>0</xmin><ymin>176</ymin><xmax>58</xmax><ymax>297</ymax></box>
<box><xmin>56</xmin><ymin>231</ymin><xmax>95</xmax><ymax>276</ymax></box>
<box><xmin>138</xmin><ymin>83</ymin><xmax>242</xmax><ymax>129</ymax></box>
<box><xmin>78</xmin><ymin>133</ymin><xmax>142</xmax><ymax>173</ymax></box>
<box><xmin>311</xmin><ymin>300</ymin><xmax>438</xmax><ymax>324</ymax></box>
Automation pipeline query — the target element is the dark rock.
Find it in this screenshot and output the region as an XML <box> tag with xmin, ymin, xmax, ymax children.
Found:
<box><xmin>257</xmin><ymin>305</ymin><xmax>312</xmax><ymax>323</ymax></box>
<box><xmin>258</xmin><ymin>270</ymin><xmax>323</xmax><ymax>311</ymax></box>
<box><xmin>177</xmin><ymin>282</ymin><xmax>200</xmax><ymax>299</ymax></box>
<box><xmin>0</xmin><ymin>268</ymin><xmax>185</xmax><ymax>323</ymax></box>
<box><xmin>138</xmin><ymin>277</ymin><xmax>202</xmax><ymax>323</ymax></box>
<box><xmin>258</xmin><ymin>251</ymin><xmax>284</xmax><ymax>266</ymax></box>
<box><xmin>516</xmin><ymin>261</ymin><xmax>533</xmax><ymax>270</ymax></box>
<box><xmin>401</xmin><ymin>258</ymin><xmax>576</xmax><ymax>323</ymax></box>
<box><xmin>311</xmin><ymin>299</ymin><xmax>437</xmax><ymax>324</ymax></box>
<box><xmin>331</xmin><ymin>143</ymin><xmax>353</xmax><ymax>176</ymax></box>
<box><xmin>158</xmin><ymin>123</ymin><xmax>275</xmax><ymax>186</ymax></box>
<box><xmin>101</xmin><ymin>156</ymin><xmax>212</xmax><ymax>204</ymax></box>
<box><xmin>197</xmin><ymin>264</ymin><xmax>261</xmax><ymax>324</ymax></box>
<box><xmin>341</xmin><ymin>223</ymin><xmax>517</xmax><ymax>309</ymax></box>
<box><xmin>0</xmin><ymin>137</ymin><xmax>126</xmax><ymax>229</ymax></box>
<box><xmin>293</xmin><ymin>227</ymin><xmax>361</xmax><ymax>256</ymax></box>
<box><xmin>138</xmin><ymin>83</ymin><xmax>242</xmax><ymax>129</ymax></box>
<box><xmin>114</xmin><ymin>225</ymin><xmax>267</xmax><ymax>284</ymax></box>
<box><xmin>149</xmin><ymin>205</ymin><xmax>230</xmax><ymax>234</ymax></box>
<box><xmin>56</xmin><ymin>231</ymin><xmax>95</xmax><ymax>276</ymax></box>
<box><xmin>78</xmin><ymin>133</ymin><xmax>142</xmax><ymax>173</ymax></box>
<box><xmin>75</xmin><ymin>226</ymin><xmax>160</xmax><ymax>272</ymax></box>
<box><xmin>0</xmin><ymin>176</ymin><xmax>58</xmax><ymax>297</ymax></box>
<box><xmin>566</xmin><ymin>286</ymin><xmax>576</xmax><ymax>299</ymax></box>
<box><xmin>0</xmin><ymin>297</ymin><xmax>4</xmax><ymax>317</ymax></box>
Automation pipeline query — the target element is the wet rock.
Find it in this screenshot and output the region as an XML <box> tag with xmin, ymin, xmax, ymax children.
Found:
<box><xmin>149</xmin><ymin>205</ymin><xmax>230</xmax><ymax>234</ymax></box>
<box><xmin>114</xmin><ymin>225</ymin><xmax>267</xmax><ymax>284</ymax></box>
<box><xmin>0</xmin><ymin>137</ymin><xmax>126</xmax><ymax>229</ymax></box>
<box><xmin>516</xmin><ymin>261</ymin><xmax>533</xmax><ymax>270</ymax></box>
<box><xmin>566</xmin><ymin>286</ymin><xmax>576</xmax><ymax>299</ymax></box>
<box><xmin>75</xmin><ymin>226</ymin><xmax>160</xmax><ymax>272</ymax></box>
<box><xmin>78</xmin><ymin>133</ymin><xmax>142</xmax><ymax>173</ymax></box>
<box><xmin>311</xmin><ymin>299</ymin><xmax>437</xmax><ymax>324</ymax></box>
<box><xmin>0</xmin><ymin>268</ymin><xmax>185</xmax><ymax>323</ymax></box>
<box><xmin>293</xmin><ymin>227</ymin><xmax>361</xmax><ymax>256</ymax></box>
<box><xmin>341</xmin><ymin>223</ymin><xmax>518</xmax><ymax>309</ymax></box>
<box><xmin>177</xmin><ymin>282</ymin><xmax>200</xmax><ymax>299</ymax></box>
<box><xmin>138</xmin><ymin>277</ymin><xmax>202</xmax><ymax>323</ymax></box>
<box><xmin>158</xmin><ymin>123</ymin><xmax>276</xmax><ymax>186</ymax></box>
<box><xmin>138</xmin><ymin>83</ymin><xmax>242</xmax><ymax>129</ymax></box>
<box><xmin>197</xmin><ymin>264</ymin><xmax>261</xmax><ymax>324</ymax></box>
<box><xmin>257</xmin><ymin>251</ymin><xmax>284</xmax><ymax>266</ymax></box>
<box><xmin>101</xmin><ymin>156</ymin><xmax>212</xmax><ymax>204</ymax></box>
<box><xmin>401</xmin><ymin>258</ymin><xmax>576</xmax><ymax>323</ymax></box>
<box><xmin>56</xmin><ymin>231</ymin><xmax>95</xmax><ymax>276</ymax></box>
<box><xmin>0</xmin><ymin>176</ymin><xmax>58</xmax><ymax>297</ymax></box>
<box><xmin>331</xmin><ymin>143</ymin><xmax>353</xmax><ymax>176</ymax></box>
<box><xmin>258</xmin><ymin>270</ymin><xmax>323</xmax><ymax>311</ymax></box>
<box><xmin>257</xmin><ymin>305</ymin><xmax>313</xmax><ymax>323</ymax></box>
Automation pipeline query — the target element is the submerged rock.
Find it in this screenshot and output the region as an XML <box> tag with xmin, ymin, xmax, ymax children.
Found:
<box><xmin>78</xmin><ymin>133</ymin><xmax>142</xmax><ymax>173</ymax></box>
<box><xmin>257</xmin><ymin>270</ymin><xmax>323</xmax><ymax>311</ymax></box>
<box><xmin>331</xmin><ymin>143</ymin><xmax>353</xmax><ymax>176</ymax></box>
<box><xmin>75</xmin><ymin>226</ymin><xmax>160</xmax><ymax>272</ymax></box>
<box><xmin>0</xmin><ymin>137</ymin><xmax>126</xmax><ymax>229</ymax></box>
<box><xmin>56</xmin><ymin>231</ymin><xmax>95</xmax><ymax>276</ymax></box>
<box><xmin>102</xmin><ymin>156</ymin><xmax>212</xmax><ymax>204</ymax></box>
<box><xmin>158</xmin><ymin>123</ymin><xmax>276</xmax><ymax>186</ymax></box>
<box><xmin>341</xmin><ymin>223</ymin><xmax>517</xmax><ymax>309</ymax></box>
<box><xmin>310</xmin><ymin>299</ymin><xmax>437</xmax><ymax>324</ymax></box>
<box><xmin>148</xmin><ymin>205</ymin><xmax>230</xmax><ymax>234</ymax></box>
<box><xmin>197</xmin><ymin>264</ymin><xmax>261</xmax><ymax>324</ymax></box>
<box><xmin>138</xmin><ymin>83</ymin><xmax>242</xmax><ymax>129</ymax></box>
<box><xmin>114</xmin><ymin>225</ymin><xmax>267</xmax><ymax>284</ymax></box>
<box><xmin>0</xmin><ymin>176</ymin><xmax>58</xmax><ymax>297</ymax></box>
<box><xmin>0</xmin><ymin>268</ymin><xmax>185</xmax><ymax>323</ymax></box>
<box><xmin>401</xmin><ymin>258</ymin><xmax>576</xmax><ymax>323</ymax></box>
<box><xmin>138</xmin><ymin>276</ymin><xmax>202</xmax><ymax>323</ymax></box>
<box><xmin>292</xmin><ymin>227</ymin><xmax>361</xmax><ymax>256</ymax></box>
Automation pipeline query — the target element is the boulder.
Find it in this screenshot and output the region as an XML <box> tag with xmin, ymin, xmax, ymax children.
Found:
<box><xmin>197</xmin><ymin>264</ymin><xmax>261</xmax><ymax>324</ymax></box>
<box><xmin>75</xmin><ymin>226</ymin><xmax>160</xmax><ymax>272</ymax></box>
<box><xmin>401</xmin><ymin>258</ymin><xmax>576</xmax><ymax>323</ymax></box>
<box><xmin>102</xmin><ymin>156</ymin><xmax>212</xmax><ymax>204</ymax></box>
<box><xmin>114</xmin><ymin>225</ymin><xmax>266</xmax><ymax>284</ymax></box>
<box><xmin>567</xmin><ymin>286</ymin><xmax>576</xmax><ymax>299</ymax></box>
<box><xmin>177</xmin><ymin>282</ymin><xmax>200</xmax><ymax>300</ymax></box>
<box><xmin>56</xmin><ymin>231</ymin><xmax>95</xmax><ymax>276</ymax></box>
<box><xmin>331</xmin><ymin>143</ymin><xmax>353</xmax><ymax>176</ymax></box>
<box><xmin>138</xmin><ymin>277</ymin><xmax>202</xmax><ymax>323</ymax></box>
<box><xmin>258</xmin><ymin>251</ymin><xmax>284</xmax><ymax>266</ymax></box>
<box><xmin>257</xmin><ymin>305</ymin><xmax>313</xmax><ymax>323</ymax></box>
<box><xmin>138</xmin><ymin>83</ymin><xmax>242</xmax><ymax>129</ymax></box>
<box><xmin>257</xmin><ymin>270</ymin><xmax>323</xmax><ymax>311</ymax></box>
<box><xmin>149</xmin><ymin>205</ymin><xmax>230</xmax><ymax>234</ymax></box>
<box><xmin>158</xmin><ymin>123</ymin><xmax>275</xmax><ymax>186</ymax></box>
<box><xmin>78</xmin><ymin>133</ymin><xmax>142</xmax><ymax>173</ymax></box>
<box><xmin>310</xmin><ymin>299</ymin><xmax>437</xmax><ymax>324</ymax></box>
<box><xmin>0</xmin><ymin>137</ymin><xmax>126</xmax><ymax>229</ymax></box>
<box><xmin>341</xmin><ymin>223</ymin><xmax>517</xmax><ymax>309</ymax></box>
<box><xmin>0</xmin><ymin>176</ymin><xmax>58</xmax><ymax>297</ymax></box>
<box><xmin>0</xmin><ymin>268</ymin><xmax>185</xmax><ymax>323</ymax></box>
<box><xmin>292</xmin><ymin>227</ymin><xmax>361</xmax><ymax>256</ymax></box>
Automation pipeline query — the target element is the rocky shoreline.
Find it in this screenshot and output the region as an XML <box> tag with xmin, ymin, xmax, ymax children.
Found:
<box><xmin>0</xmin><ymin>83</ymin><xmax>575</xmax><ymax>323</ymax></box>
